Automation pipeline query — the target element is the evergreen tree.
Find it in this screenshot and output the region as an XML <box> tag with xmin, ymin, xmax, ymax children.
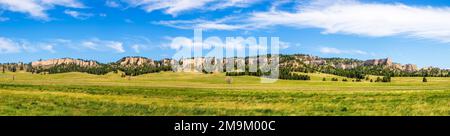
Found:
<box><xmin>376</xmin><ymin>77</ymin><xmax>382</xmax><ymax>82</ymax></box>
<box><xmin>11</xmin><ymin>66</ymin><xmax>17</xmax><ymax>72</ymax></box>
<box><xmin>382</xmin><ymin>75</ymin><xmax>391</xmax><ymax>82</ymax></box>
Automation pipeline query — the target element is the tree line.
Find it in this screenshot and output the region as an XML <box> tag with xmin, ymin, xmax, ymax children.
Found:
<box><xmin>226</xmin><ymin>68</ymin><xmax>311</xmax><ymax>80</ymax></box>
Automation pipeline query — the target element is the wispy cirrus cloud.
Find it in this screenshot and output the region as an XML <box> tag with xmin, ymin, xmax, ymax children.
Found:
<box><xmin>82</xmin><ymin>38</ymin><xmax>126</xmax><ymax>53</ymax></box>
<box><xmin>248</xmin><ymin>0</ymin><xmax>450</xmax><ymax>43</ymax></box>
<box><xmin>40</xmin><ymin>44</ymin><xmax>56</xmax><ymax>53</ymax></box>
<box><xmin>105</xmin><ymin>0</ymin><xmax>121</xmax><ymax>8</ymax></box>
<box><xmin>0</xmin><ymin>37</ymin><xmax>61</xmax><ymax>54</ymax></box>
<box><xmin>64</xmin><ymin>10</ymin><xmax>94</xmax><ymax>20</ymax></box>
<box><xmin>0</xmin><ymin>0</ymin><xmax>84</xmax><ymax>20</ymax></box>
<box><xmin>123</xmin><ymin>0</ymin><xmax>262</xmax><ymax>16</ymax></box>
<box><xmin>155</xmin><ymin>17</ymin><xmax>249</xmax><ymax>30</ymax></box>
<box><xmin>319</xmin><ymin>47</ymin><xmax>368</xmax><ymax>55</ymax></box>
<box><xmin>0</xmin><ymin>37</ymin><xmax>21</xmax><ymax>53</ymax></box>
<box><xmin>158</xmin><ymin>0</ymin><xmax>450</xmax><ymax>43</ymax></box>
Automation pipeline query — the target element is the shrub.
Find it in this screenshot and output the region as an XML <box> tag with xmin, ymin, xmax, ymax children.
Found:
<box><xmin>382</xmin><ymin>75</ymin><xmax>391</xmax><ymax>82</ymax></box>
<box><xmin>376</xmin><ymin>77</ymin><xmax>382</xmax><ymax>82</ymax></box>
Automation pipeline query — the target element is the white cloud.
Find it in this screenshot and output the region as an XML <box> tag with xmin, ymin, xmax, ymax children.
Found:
<box><xmin>124</xmin><ymin>0</ymin><xmax>261</xmax><ymax>16</ymax></box>
<box><xmin>207</xmin><ymin>0</ymin><xmax>262</xmax><ymax>10</ymax></box>
<box><xmin>0</xmin><ymin>37</ymin><xmax>65</xmax><ymax>53</ymax></box>
<box><xmin>166</xmin><ymin>36</ymin><xmax>193</xmax><ymax>50</ymax></box>
<box><xmin>64</xmin><ymin>10</ymin><xmax>93</xmax><ymax>20</ymax></box>
<box><xmin>156</xmin><ymin>17</ymin><xmax>249</xmax><ymax>30</ymax></box>
<box><xmin>158</xmin><ymin>0</ymin><xmax>450</xmax><ymax>43</ymax></box>
<box><xmin>105</xmin><ymin>0</ymin><xmax>120</xmax><ymax>8</ymax></box>
<box><xmin>40</xmin><ymin>0</ymin><xmax>84</xmax><ymax>8</ymax></box>
<box><xmin>107</xmin><ymin>41</ymin><xmax>125</xmax><ymax>53</ymax></box>
<box><xmin>279</xmin><ymin>41</ymin><xmax>290</xmax><ymax>49</ymax></box>
<box><xmin>131</xmin><ymin>44</ymin><xmax>140</xmax><ymax>53</ymax></box>
<box><xmin>246</xmin><ymin>0</ymin><xmax>450</xmax><ymax>43</ymax></box>
<box><xmin>41</xmin><ymin>44</ymin><xmax>56</xmax><ymax>53</ymax></box>
<box><xmin>0</xmin><ymin>37</ymin><xmax>21</xmax><ymax>53</ymax></box>
<box><xmin>82</xmin><ymin>38</ymin><xmax>125</xmax><ymax>53</ymax></box>
<box><xmin>319</xmin><ymin>47</ymin><xmax>367</xmax><ymax>55</ymax></box>
<box><xmin>0</xmin><ymin>0</ymin><xmax>48</xmax><ymax>19</ymax></box>
<box><xmin>0</xmin><ymin>0</ymin><xmax>83</xmax><ymax>20</ymax></box>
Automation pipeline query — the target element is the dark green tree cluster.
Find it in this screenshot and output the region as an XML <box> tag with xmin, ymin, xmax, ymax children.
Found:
<box><xmin>119</xmin><ymin>66</ymin><xmax>162</xmax><ymax>76</ymax></box>
<box><xmin>25</xmin><ymin>60</ymin><xmax>174</xmax><ymax>76</ymax></box>
<box><xmin>279</xmin><ymin>69</ymin><xmax>310</xmax><ymax>80</ymax></box>
<box><xmin>320</xmin><ymin>67</ymin><xmax>366</xmax><ymax>79</ymax></box>
<box><xmin>225</xmin><ymin>70</ymin><xmax>267</xmax><ymax>77</ymax></box>
<box><xmin>31</xmin><ymin>63</ymin><xmax>112</xmax><ymax>75</ymax></box>
<box><xmin>226</xmin><ymin>68</ymin><xmax>310</xmax><ymax>80</ymax></box>
<box><xmin>331</xmin><ymin>78</ymin><xmax>339</xmax><ymax>81</ymax></box>
<box><xmin>375</xmin><ymin>75</ymin><xmax>391</xmax><ymax>82</ymax></box>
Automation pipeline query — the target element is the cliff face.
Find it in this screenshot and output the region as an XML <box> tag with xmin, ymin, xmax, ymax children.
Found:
<box><xmin>364</xmin><ymin>58</ymin><xmax>393</xmax><ymax>66</ymax></box>
<box><xmin>403</xmin><ymin>64</ymin><xmax>418</xmax><ymax>72</ymax></box>
<box><xmin>31</xmin><ymin>58</ymin><xmax>98</xmax><ymax>68</ymax></box>
<box><xmin>278</xmin><ymin>55</ymin><xmax>417</xmax><ymax>72</ymax></box>
<box><xmin>27</xmin><ymin>55</ymin><xmax>420</xmax><ymax>73</ymax></box>
<box><xmin>118</xmin><ymin>57</ymin><xmax>156</xmax><ymax>67</ymax></box>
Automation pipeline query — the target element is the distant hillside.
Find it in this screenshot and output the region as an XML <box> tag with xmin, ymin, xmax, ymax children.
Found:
<box><xmin>0</xmin><ymin>54</ymin><xmax>449</xmax><ymax>78</ymax></box>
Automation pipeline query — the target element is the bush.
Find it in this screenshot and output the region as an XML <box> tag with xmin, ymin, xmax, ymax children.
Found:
<box><xmin>382</xmin><ymin>75</ymin><xmax>391</xmax><ymax>82</ymax></box>
<box><xmin>423</xmin><ymin>77</ymin><xmax>428</xmax><ymax>82</ymax></box>
<box><xmin>376</xmin><ymin>77</ymin><xmax>382</xmax><ymax>82</ymax></box>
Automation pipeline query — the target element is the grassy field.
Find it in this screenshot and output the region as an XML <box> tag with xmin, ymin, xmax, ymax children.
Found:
<box><xmin>0</xmin><ymin>71</ymin><xmax>448</xmax><ymax>116</ymax></box>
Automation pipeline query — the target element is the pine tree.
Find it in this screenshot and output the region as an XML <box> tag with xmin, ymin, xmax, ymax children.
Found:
<box><xmin>11</xmin><ymin>66</ymin><xmax>17</xmax><ymax>72</ymax></box>
<box><xmin>376</xmin><ymin>77</ymin><xmax>382</xmax><ymax>82</ymax></box>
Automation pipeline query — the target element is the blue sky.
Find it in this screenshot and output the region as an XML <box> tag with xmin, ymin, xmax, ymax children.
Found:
<box><xmin>0</xmin><ymin>0</ymin><xmax>449</xmax><ymax>68</ymax></box>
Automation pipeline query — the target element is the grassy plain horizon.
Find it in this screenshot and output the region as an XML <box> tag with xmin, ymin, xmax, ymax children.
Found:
<box><xmin>0</xmin><ymin>71</ymin><xmax>448</xmax><ymax>116</ymax></box>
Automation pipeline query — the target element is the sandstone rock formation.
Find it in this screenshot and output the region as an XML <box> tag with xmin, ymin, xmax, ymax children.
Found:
<box><xmin>27</xmin><ymin>55</ymin><xmax>420</xmax><ymax>73</ymax></box>
<box><xmin>402</xmin><ymin>64</ymin><xmax>418</xmax><ymax>72</ymax></box>
<box><xmin>31</xmin><ymin>58</ymin><xmax>98</xmax><ymax>68</ymax></box>
<box><xmin>364</xmin><ymin>58</ymin><xmax>392</xmax><ymax>66</ymax></box>
<box><xmin>118</xmin><ymin>57</ymin><xmax>155</xmax><ymax>67</ymax></box>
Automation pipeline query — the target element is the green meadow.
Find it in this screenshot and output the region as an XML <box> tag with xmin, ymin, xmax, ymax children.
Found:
<box><xmin>0</xmin><ymin>71</ymin><xmax>448</xmax><ymax>116</ymax></box>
